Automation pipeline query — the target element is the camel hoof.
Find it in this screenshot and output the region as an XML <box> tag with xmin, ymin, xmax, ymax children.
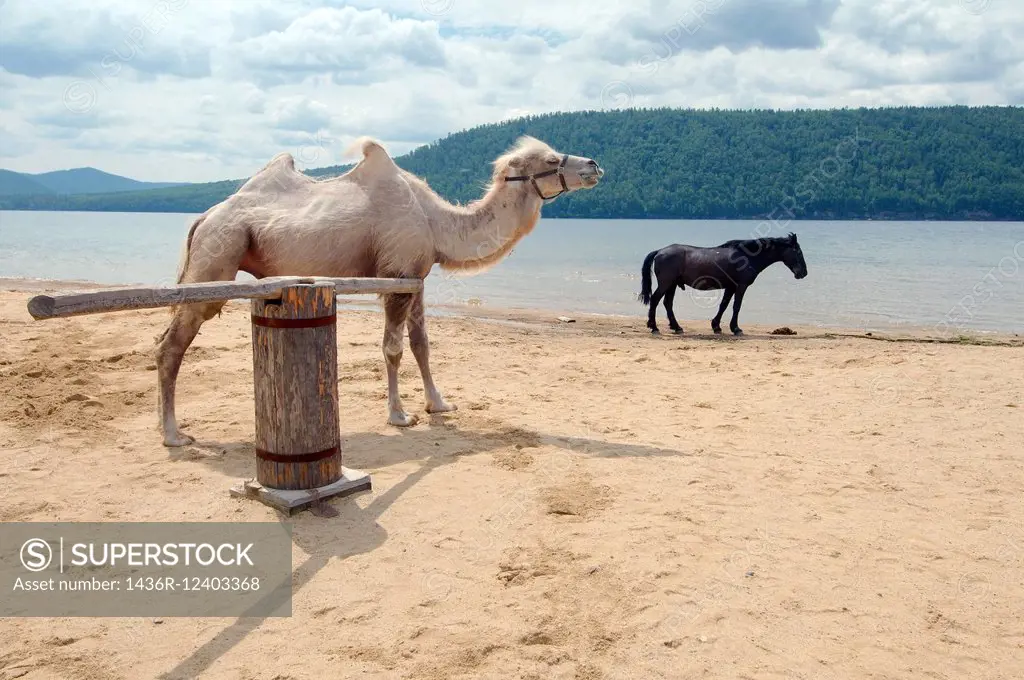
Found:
<box><xmin>388</xmin><ymin>411</ymin><xmax>419</xmax><ymax>427</ymax></box>
<box><xmin>426</xmin><ymin>400</ymin><xmax>457</xmax><ymax>414</ymax></box>
<box><xmin>163</xmin><ymin>431</ymin><xmax>195</xmax><ymax>447</ymax></box>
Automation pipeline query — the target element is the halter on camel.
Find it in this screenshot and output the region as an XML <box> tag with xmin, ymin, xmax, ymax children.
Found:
<box><xmin>505</xmin><ymin>154</ymin><xmax>569</xmax><ymax>200</ymax></box>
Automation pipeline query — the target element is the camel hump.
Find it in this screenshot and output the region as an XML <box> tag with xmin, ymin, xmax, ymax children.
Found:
<box><xmin>345</xmin><ymin>136</ymin><xmax>388</xmax><ymax>159</ymax></box>
<box><xmin>265</xmin><ymin>152</ymin><xmax>296</xmax><ymax>171</ymax></box>
<box><xmin>345</xmin><ymin>136</ymin><xmax>398</xmax><ymax>174</ymax></box>
<box><xmin>245</xmin><ymin>152</ymin><xmax>295</xmax><ymax>181</ymax></box>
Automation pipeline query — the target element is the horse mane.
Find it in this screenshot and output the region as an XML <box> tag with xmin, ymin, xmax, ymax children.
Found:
<box><xmin>717</xmin><ymin>233</ymin><xmax>797</xmax><ymax>251</ymax></box>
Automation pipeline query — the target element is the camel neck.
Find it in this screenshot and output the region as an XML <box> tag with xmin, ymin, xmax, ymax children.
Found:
<box><xmin>434</xmin><ymin>183</ymin><xmax>542</xmax><ymax>269</ymax></box>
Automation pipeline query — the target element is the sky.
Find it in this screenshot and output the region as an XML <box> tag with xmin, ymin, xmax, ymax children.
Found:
<box><xmin>0</xmin><ymin>0</ymin><xmax>1020</xmax><ymax>183</ymax></box>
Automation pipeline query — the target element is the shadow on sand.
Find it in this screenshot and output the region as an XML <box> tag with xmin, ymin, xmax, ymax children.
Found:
<box><xmin>157</xmin><ymin>423</ymin><xmax>685</xmax><ymax>679</ymax></box>
<box><xmin>168</xmin><ymin>414</ymin><xmax>690</xmax><ymax>479</ymax></box>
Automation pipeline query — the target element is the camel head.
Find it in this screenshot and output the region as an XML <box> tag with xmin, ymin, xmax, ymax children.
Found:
<box><xmin>494</xmin><ymin>136</ymin><xmax>603</xmax><ymax>200</ymax></box>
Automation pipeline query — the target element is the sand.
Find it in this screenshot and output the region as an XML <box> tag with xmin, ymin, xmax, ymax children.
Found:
<box><xmin>0</xmin><ymin>281</ymin><xmax>1022</xmax><ymax>680</ymax></box>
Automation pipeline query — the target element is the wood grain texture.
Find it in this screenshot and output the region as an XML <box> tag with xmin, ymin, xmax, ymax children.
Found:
<box><xmin>251</xmin><ymin>282</ymin><xmax>341</xmax><ymax>490</ymax></box>
<box><xmin>26</xmin><ymin>276</ymin><xmax>423</xmax><ymax>320</ymax></box>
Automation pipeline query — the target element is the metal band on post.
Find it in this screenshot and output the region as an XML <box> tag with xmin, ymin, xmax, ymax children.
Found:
<box><xmin>254</xmin><ymin>446</ymin><xmax>340</xmax><ymax>464</ymax></box>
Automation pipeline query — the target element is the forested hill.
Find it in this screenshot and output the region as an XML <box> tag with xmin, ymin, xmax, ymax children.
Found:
<box><xmin>2</xmin><ymin>106</ymin><xmax>1022</xmax><ymax>220</ymax></box>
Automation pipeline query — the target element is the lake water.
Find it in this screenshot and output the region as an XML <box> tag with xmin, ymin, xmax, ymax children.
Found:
<box><xmin>1</xmin><ymin>210</ymin><xmax>1021</xmax><ymax>334</ymax></box>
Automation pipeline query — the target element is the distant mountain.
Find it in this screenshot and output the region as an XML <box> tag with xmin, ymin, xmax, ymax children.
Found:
<box><xmin>0</xmin><ymin>169</ymin><xmax>54</xmax><ymax>196</ymax></box>
<box><xmin>0</xmin><ymin>167</ymin><xmax>190</xmax><ymax>196</ymax></box>
<box><xmin>32</xmin><ymin>167</ymin><xmax>188</xmax><ymax>194</ymax></box>
<box><xmin>1</xmin><ymin>106</ymin><xmax>1022</xmax><ymax>220</ymax></box>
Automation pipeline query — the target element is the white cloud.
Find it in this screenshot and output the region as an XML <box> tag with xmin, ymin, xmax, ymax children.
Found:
<box><xmin>0</xmin><ymin>126</ymin><xmax>34</xmax><ymax>158</ymax></box>
<box><xmin>224</xmin><ymin>6</ymin><xmax>448</xmax><ymax>87</ymax></box>
<box><xmin>0</xmin><ymin>0</ymin><xmax>211</xmax><ymax>79</ymax></box>
<box><xmin>0</xmin><ymin>0</ymin><xmax>1019</xmax><ymax>182</ymax></box>
<box><xmin>269</xmin><ymin>96</ymin><xmax>333</xmax><ymax>132</ymax></box>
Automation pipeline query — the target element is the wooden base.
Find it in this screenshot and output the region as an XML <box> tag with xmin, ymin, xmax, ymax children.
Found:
<box><xmin>229</xmin><ymin>467</ymin><xmax>372</xmax><ymax>516</ymax></box>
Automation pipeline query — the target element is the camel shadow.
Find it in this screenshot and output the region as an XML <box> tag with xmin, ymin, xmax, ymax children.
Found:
<box><xmin>156</xmin><ymin>422</ymin><xmax>687</xmax><ymax>678</ymax></box>
<box><xmin>173</xmin><ymin>417</ymin><xmax>690</xmax><ymax>478</ymax></box>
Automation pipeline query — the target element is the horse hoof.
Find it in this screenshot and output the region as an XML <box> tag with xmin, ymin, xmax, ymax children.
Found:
<box><xmin>650</xmin><ymin>328</ymin><xmax>660</xmax><ymax>335</ymax></box>
<box><xmin>732</xmin><ymin>329</ymin><xmax>744</xmax><ymax>336</ymax></box>
<box><xmin>712</xmin><ymin>327</ymin><xmax>722</xmax><ymax>335</ymax></box>
<box><xmin>672</xmin><ymin>328</ymin><xmax>683</xmax><ymax>334</ymax></box>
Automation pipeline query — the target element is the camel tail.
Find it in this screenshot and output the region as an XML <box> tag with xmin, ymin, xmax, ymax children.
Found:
<box><xmin>638</xmin><ymin>249</ymin><xmax>658</xmax><ymax>305</ymax></box>
<box><xmin>176</xmin><ymin>215</ymin><xmax>205</xmax><ymax>284</ymax></box>
<box><xmin>165</xmin><ymin>214</ymin><xmax>205</xmax><ymax>315</ymax></box>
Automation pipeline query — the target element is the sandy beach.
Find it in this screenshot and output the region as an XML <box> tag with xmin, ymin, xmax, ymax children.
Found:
<box><xmin>1</xmin><ymin>280</ymin><xmax>1022</xmax><ymax>680</ymax></box>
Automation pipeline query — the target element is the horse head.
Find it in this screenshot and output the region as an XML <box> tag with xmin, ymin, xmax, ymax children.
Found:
<box><xmin>781</xmin><ymin>233</ymin><xmax>808</xmax><ymax>279</ymax></box>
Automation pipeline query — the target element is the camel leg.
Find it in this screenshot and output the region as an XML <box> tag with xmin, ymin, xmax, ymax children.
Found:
<box><xmin>382</xmin><ymin>293</ymin><xmax>417</xmax><ymax>427</ymax></box>
<box><xmin>155</xmin><ymin>215</ymin><xmax>246</xmax><ymax>446</ymax></box>
<box><xmin>155</xmin><ymin>300</ymin><xmax>227</xmax><ymax>446</ymax></box>
<box><xmin>407</xmin><ymin>292</ymin><xmax>457</xmax><ymax>415</ymax></box>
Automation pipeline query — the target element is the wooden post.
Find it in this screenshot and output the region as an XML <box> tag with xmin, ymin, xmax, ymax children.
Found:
<box><xmin>230</xmin><ymin>281</ymin><xmax>371</xmax><ymax>514</ymax></box>
<box><xmin>251</xmin><ymin>281</ymin><xmax>340</xmax><ymax>489</ymax></box>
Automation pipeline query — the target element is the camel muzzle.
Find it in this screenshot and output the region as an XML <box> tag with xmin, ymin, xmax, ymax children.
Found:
<box><xmin>580</xmin><ymin>159</ymin><xmax>603</xmax><ymax>185</ymax></box>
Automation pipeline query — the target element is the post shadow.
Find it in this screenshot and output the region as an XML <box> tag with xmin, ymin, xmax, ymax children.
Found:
<box><xmin>156</xmin><ymin>451</ymin><xmax>452</xmax><ymax>680</ymax></box>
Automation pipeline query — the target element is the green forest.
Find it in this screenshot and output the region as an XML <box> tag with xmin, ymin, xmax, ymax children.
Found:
<box><xmin>2</xmin><ymin>106</ymin><xmax>1022</xmax><ymax>220</ymax></box>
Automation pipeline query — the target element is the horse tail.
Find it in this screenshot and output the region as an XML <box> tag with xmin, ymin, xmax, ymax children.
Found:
<box><xmin>638</xmin><ymin>249</ymin><xmax>658</xmax><ymax>305</ymax></box>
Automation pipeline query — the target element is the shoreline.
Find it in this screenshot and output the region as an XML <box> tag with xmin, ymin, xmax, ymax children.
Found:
<box><xmin>3</xmin><ymin>276</ymin><xmax>1020</xmax><ymax>346</ymax></box>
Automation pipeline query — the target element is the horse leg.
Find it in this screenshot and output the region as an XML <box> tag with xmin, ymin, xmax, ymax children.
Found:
<box><xmin>711</xmin><ymin>288</ymin><xmax>735</xmax><ymax>334</ymax></box>
<box><xmin>730</xmin><ymin>286</ymin><xmax>747</xmax><ymax>335</ymax></box>
<box><xmin>664</xmin><ymin>286</ymin><xmax>683</xmax><ymax>333</ymax></box>
<box><xmin>382</xmin><ymin>293</ymin><xmax>417</xmax><ymax>426</ymax></box>
<box><xmin>647</xmin><ymin>288</ymin><xmax>665</xmax><ymax>333</ymax></box>
<box><xmin>407</xmin><ymin>291</ymin><xmax>456</xmax><ymax>415</ymax></box>
<box><xmin>647</xmin><ymin>278</ymin><xmax>671</xmax><ymax>334</ymax></box>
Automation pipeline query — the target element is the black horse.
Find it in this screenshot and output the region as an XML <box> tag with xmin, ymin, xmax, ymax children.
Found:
<box><xmin>639</xmin><ymin>233</ymin><xmax>808</xmax><ymax>335</ymax></box>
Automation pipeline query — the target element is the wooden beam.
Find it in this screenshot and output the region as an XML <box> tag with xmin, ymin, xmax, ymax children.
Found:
<box><xmin>26</xmin><ymin>276</ymin><xmax>424</xmax><ymax>320</ymax></box>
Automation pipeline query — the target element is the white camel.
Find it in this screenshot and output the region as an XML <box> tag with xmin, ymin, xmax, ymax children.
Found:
<box><xmin>156</xmin><ymin>135</ymin><xmax>603</xmax><ymax>446</ymax></box>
